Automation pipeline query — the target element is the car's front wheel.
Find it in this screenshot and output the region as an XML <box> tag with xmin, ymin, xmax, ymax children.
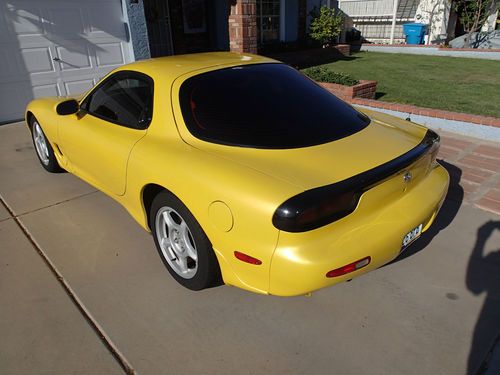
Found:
<box><xmin>30</xmin><ymin>117</ymin><xmax>63</xmax><ymax>173</ymax></box>
<box><xmin>150</xmin><ymin>190</ymin><xmax>222</xmax><ymax>290</ymax></box>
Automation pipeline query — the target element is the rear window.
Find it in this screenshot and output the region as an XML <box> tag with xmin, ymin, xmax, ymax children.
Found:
<box><xmin>179</xmin><ymin>63</ymin><xmax>370</xmax><ymax>149</ymax></box>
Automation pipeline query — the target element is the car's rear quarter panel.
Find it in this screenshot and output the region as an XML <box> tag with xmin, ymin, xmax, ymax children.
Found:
<box><xmin>121</xmin><ymin>76</ymin><xmax>299</xmax><ymax>294</ymax></box>
<box><xmin>125</xmin><ymin>137</ymin><xmax>300</xmax><ymax>294</ymax></box>
<box><xmin>270</xmin><ymin>163</ymin><xmax>449</xmax><ymax>296</ymax></box>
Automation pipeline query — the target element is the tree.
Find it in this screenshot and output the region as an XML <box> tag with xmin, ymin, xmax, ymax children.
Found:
<box><xmin>452</xmin><ymin>0</ymin><xmax>496</xmax><ymax>46</ymax></box>
<box><xmin>309</xmin><ymin>6</ymin><xmax>344</xmax><ymax>48</ymax></box>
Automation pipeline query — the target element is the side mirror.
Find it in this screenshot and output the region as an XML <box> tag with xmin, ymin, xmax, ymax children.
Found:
<box><xmin>56</xmin><ymin>99</ymin><xmax>79</xmax><ymax>115</ymax></box>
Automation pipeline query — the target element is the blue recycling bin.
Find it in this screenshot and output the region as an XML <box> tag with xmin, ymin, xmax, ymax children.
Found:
<box><xmin>403</xmin><ymin>23</ymin><xmax>427</xmax><ymax>44</ymax></box>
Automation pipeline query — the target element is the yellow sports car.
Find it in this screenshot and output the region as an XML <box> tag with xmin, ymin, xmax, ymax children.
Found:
<box><xmin>26</xmin><ymin>52</ymin><xmax>449</xmax><ymax>296</ymax></box>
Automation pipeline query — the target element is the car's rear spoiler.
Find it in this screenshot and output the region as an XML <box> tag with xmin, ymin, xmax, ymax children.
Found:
<box><xmin>273</xmin><ymin>129</ymin><xmax>441</xmax><ymax>232</ymax></box>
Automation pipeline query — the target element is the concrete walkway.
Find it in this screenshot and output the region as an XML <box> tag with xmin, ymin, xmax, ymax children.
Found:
<box><xmin>358</xmin><ymin>45</ymin><xmax>500</xmax><ymax>61</ymax></box>
<box><xmin>438</xmin><ymin>131</ymin><xmax>500</xmax><ymax>215</ymax></box>
<box><xmin>1</xmin><ymin>122</ymin><xmax>499</xmax><ymax>375</ymax></box>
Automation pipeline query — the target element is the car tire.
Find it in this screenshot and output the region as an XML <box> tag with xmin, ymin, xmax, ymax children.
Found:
<box><xmin>150</xmin><ymin>190</ymin><xmax>222</xmax><ymax>291</ymax></box>
<box><xmin>30</xmin><ymin>116</ymin><xmax>63</xmax><ymax>173</ymax></box>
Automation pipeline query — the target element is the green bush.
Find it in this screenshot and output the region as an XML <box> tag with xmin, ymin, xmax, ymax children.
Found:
<box><xmin>302</xmin><ymin>66</ymin><xmax>359</xmax><ymax>86</ymax></box>
<box><xmin>309</xmin><ymin>6</ymin><xmax>344</xmax><ymax>47</ymax></box>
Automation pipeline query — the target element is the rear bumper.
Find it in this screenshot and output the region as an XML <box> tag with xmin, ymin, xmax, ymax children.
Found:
<box><xmin>269</xmin><ymin>164</ymin><xmax>449</xmax><ymax>296</ymax></box>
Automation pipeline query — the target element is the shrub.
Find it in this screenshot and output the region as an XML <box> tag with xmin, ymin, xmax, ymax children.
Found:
<box><xmin>302</xmin><ymin>66</ymin><xmax>359</xmax><ymax>86</ymax></box>
<box><xmin>309</xmin><ymin>6</ymin><xmax>344</xmax><ymax>47</ymax></box>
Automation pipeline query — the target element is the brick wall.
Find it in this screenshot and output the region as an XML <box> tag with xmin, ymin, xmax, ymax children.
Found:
<box><xmin>333</xmin><ymin>44</ymin><xmax>350</xmax><ymax>56</ymax></box>
<box><xmin>228</xmin><ymin>0</ymin><xmax>257</xmax><ymax>54</ymax></box>
<box><xmin>318</xmin><ymin>80</ymin><xmax>377</xmax><ymax>101</ymax></box>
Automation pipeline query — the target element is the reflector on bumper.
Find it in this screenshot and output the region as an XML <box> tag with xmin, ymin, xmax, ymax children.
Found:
<box><xmin>326</xmin><ymin>256</ymin><xmax>371</xmax><ymax>278</ymax></box>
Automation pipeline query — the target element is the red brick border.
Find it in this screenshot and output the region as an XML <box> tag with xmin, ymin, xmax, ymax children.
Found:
<box><xmin>318</xmin><ymin>80</ymin><xmax>377</xmax><ymax>100</ymax></box>
<box><xmin>349</xmin><ymin>98</ymin><xmax>500</xmax><ymax>128</ymax></box>
<box><xmin>333</xmin><ymin>44</ymin><xmax>351</xmax><ymax>56</ymax></box>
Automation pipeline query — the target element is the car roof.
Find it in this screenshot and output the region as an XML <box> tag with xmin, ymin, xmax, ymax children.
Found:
<box><xmin>115</xmin><ymin>52</ymin><xmax>278</xmax><ymax>80</ymax></box>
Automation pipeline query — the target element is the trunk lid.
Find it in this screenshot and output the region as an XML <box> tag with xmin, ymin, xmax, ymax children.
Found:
<box><xmin>193</xmin><ymin>110</ymin><xmax>430</xmax><ymax>191</ymax></box>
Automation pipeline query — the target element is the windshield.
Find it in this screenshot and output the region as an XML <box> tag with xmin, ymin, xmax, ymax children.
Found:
<box><xmin>179</xmin><ymin>63</ymin><xmax>370</xmax><ymax>149</ymax></box>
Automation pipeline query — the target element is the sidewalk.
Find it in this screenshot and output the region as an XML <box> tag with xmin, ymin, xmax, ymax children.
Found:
<box><xmin>0</xmin><ymin>208</ymin><xmax>122</xmax><ymax>374</ymax></box>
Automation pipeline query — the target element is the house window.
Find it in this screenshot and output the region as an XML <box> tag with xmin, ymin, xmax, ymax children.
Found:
<box><xmin>256</xmin><ymin>0</ymin><xmax>281</xmax><ymax>44</ymax></box>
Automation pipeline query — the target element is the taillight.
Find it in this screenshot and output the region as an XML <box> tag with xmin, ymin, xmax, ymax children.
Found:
<box><xmin>272</xmin><ymin>189</ymin><xmax>361</xmax><ymax>232</ymax></box>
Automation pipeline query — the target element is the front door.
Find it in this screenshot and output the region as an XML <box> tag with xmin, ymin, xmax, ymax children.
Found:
<box><xmin>144</xmin><ymin>0</ymin><xmax>174</xmax><ymax>57</ymax></box>
<box><xmin>59</xmin><ymin>71</ymin><xmax>154</xmax><ymax>196</ymax></box>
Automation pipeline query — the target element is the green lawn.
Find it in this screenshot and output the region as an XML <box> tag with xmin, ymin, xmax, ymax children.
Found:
<box><xmin>312</xmin><ymin>51</ymin><xmax>500</xmax><ymax>118</ymax></box>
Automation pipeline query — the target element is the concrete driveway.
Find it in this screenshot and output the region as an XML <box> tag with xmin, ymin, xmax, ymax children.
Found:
<box><xmin>1</xmin><ymin>122</ymin><xmax>500</xmax><ymax>375</ymax></box>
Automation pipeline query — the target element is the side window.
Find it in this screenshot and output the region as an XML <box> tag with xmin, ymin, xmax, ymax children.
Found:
<box><xmin>83</xmin><ymin>73</ymin><xmax>153</xmax><ymax>129</ymax></box>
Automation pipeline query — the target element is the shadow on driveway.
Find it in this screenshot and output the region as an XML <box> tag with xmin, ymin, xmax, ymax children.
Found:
<box><xmin>466</xmin><ymin>221</ymin><xmax>500</xmax><ymax>374</ymax></box>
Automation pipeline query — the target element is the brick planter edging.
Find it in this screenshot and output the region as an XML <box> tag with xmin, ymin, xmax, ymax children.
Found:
<box><xmin>350</xmin><ymin>98</ymin><xmax>500</xmax><ymax>128</ymax></box>
<box><xmin>318</xmin><ymin>80</ymin><xmax>377</xmax><ymax>100</ymax></box>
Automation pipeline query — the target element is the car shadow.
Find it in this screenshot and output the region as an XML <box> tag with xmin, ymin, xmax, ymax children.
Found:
<box><xmin>466</xmin><ymin>220</ymin><xmax>500</xmax><ymax>374</ymax></box>
<box><xmin>388</xmin><ymin>160</ymin><xmax>463</xmax><ymax>265</ymax></box>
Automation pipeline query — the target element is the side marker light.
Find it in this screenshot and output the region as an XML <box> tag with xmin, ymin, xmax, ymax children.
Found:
<box><xmin>234</xmin><ymin>251</ymin><xmax>262</xmax><ymax>265</ymax></box>
<box><xmin>326</xmin><ymin>256</ymin><xmax>371</xmax><ymax>278</ymax></box>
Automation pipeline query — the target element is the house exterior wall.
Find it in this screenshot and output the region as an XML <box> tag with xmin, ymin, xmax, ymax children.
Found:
<box><xmin>124</xmin><ymin>0</ymin><xmax>151</xmax><ymax>60</ymax></box>
<box><xmin>481</xmin><ymin>1</ymin><xmax>499</xmax><ymax>32</ymax></box>
<box><xmin>228</xmin><ymin>0</ymin><xmax>258</xmax><ymax>53</ymax></box>
<box><xmin>414</xmin><ymin>0</ymin><xmax>450</xmax><ymax>44</ymax></box>
<box><xmin>125</xmin><ymin>0</ymin><xmax>307</xmax><ymax>56</ymax></box>
<box><xmin>213</xmin><ymin>0</ymin><xmax>230</xmax><ymax>50</ymax></box>
<box><xmin>339</xmin><ymin>0</ymin><xmax>394</xmax><ymax>17</ymax></box>
<box><xmin>284</xmin><ymin>0</ymin><xmax>299</xmax><ymax>41</ymax></box>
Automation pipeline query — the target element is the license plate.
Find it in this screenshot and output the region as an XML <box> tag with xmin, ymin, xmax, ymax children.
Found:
<box><xmin>402</xmin><ymin>223</ymin><xmax>423</xmax><ymax>249</ymax></box>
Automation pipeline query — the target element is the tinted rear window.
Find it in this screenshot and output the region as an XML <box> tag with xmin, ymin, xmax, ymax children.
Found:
<box><xmin>179</xmin><ymin>63</ymin><xmax>370</xmax><ymax>149</ymax></box>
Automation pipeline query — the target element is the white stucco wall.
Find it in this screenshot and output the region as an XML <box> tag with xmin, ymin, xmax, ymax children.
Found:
<box><xmin>481</xmin><ymin>1</ymin><xmax>499</xmax><ymax>32</ymax></box>
<box><xmin>123</xmin><ymin>0</ymin><xmax>150</xmax><ymax>60</ymax></box>
<box><xmin>415</xmin><ymin>0</ymin><xmax>450</xmax><ymax>44</ymax></box>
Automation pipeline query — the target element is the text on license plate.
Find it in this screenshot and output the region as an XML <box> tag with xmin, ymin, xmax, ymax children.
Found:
<box><xmin>402</xmin><ymin>223</ymin><xmax>423</xmax><ymax>248</ymax></box>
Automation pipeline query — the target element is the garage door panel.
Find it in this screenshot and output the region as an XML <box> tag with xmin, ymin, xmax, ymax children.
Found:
<box><xmin>87</xmin><ymin>5</ymin><xmax>127</xmax><ymax>39</ymax></box>
<box><xmin>21</xmin><ymin>47</ymin><xmax>55</xmax><ymax>74</ymax></box>
<box><xmin>64</xmin><ymin>79</ymin><xmax>94</xmax><ymax>97</ymax></box>
<box><xmin>56</xmin><ymin>45</ymin><xmax>92</xmax><ymax>71</ymax></box>
<box><xmin>0</xmin><ymin>82</ymin><xmax>32</xmax><ymax>121</ymax></box>
<box><xmin>0</xmin><ymin>6</ymin><xmax>11</xmax><ymax>39</ymax></box>
<box><xmin>5</xmin><ymin>5</ymin><xmax>46</xmax><ymax>37</ymax></box>
<box><xmin>32</xmin><ymin>83</ymin><xmax>61</xmax><ymax>98</ymax></box>
<box><xmin>95</xmin><ymin>42</ymin><xmax>125</xmax><ymax>68</ymax></box>
<box><xmin>0</xmin><ymin>0</ymin><xmax>133</xmax><ymax>123</ymax></box>
<box><xmin>46</xmin><ymin>8</ymin><xmax>85</xmax><ymax>36</ymax></box>
<box><xmin>0</xmin><ymin>48</ymin><xmax>17</xmax><ymax>79</ymax></box>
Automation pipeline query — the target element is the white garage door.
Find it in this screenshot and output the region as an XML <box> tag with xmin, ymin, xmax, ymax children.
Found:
<box><xmin>0</xmin><ymin>0</ymin><xmax>134</xmax><ymax>123</ymax></box>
